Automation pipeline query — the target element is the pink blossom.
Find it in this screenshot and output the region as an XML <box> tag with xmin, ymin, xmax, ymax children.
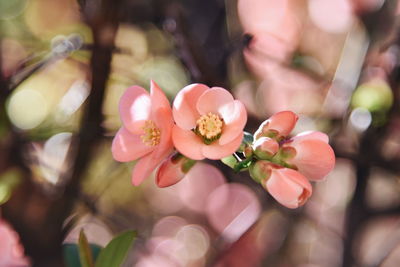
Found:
<box><xmin>0</xmin><ymin>219</ymin><xmax>30</xmax><ymax>267</ymax></box>
<box><xmin>172</xmin><ymin>84</ymin><xmax>247</xmax><ymax>160</ymax></box>
<box><xmin>254</xmin><ymin>111</ymin><xmax>298</xmax><ymax>140</ymax></box>
<box><xmin>112</xmin><ymin>81</ymin><xmax>174</xmax><ymax>186</ymax></box>
<box><xmin>283</xmin><ymin>131</ymin><xmax>336</xmax><ymax>181</ymax></box>
<box><xmin>264</xmin><ymin>167</ymin><xmax>312</xmax><ymax>209</ymax></box>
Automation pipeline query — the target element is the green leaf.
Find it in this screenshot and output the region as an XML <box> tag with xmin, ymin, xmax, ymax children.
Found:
<box><xmin>79</xmin><ymin>230</ymin><xmax>95</xmax><ymax>267</ymax></box>
<box><xmin>95</xmin><ymin>230</ymin><xmax>137</xmax><ymax>267</ymax></box>
<box><xmin>63</xmin><ymin>243</ymin><xmax>102</xmax><ymax>267</ymax></box>
<box><xmin>221</xmin><ymin>155</ymin><xmax>238</xmax><ymax>169</ymax></box>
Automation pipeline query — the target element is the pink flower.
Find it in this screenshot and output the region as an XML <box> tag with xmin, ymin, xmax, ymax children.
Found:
<box><xmin>0</xmin><ymin>219</ymin><xmax>30</xmax><ymax>267</ymax></box>
<box><xmin>264</xmin><ymin>166</ymin><xmax>312</xmax><ymax>209</ymax></box>
<box><xmin>254</xmin><ymin>111</ymin><xmax>298</xmax><ymax>140</ymax></box>
<box><xmin>283</xmin><ymin>131</ymin><xmax>335</xmax><ymax>181</ymax></box>
<box><xmin>156</xmin><ymin>153</ymin><xmax>196</xmax><ymax>188</ymax></box>
<box><xmin>112</xmin><ymin>81</ymin><xmax>174</xmax><ymax>186</ymax></box>
<box><xmin>172</xmin><ymin>84</ymin><xmax>247</xmax><ymax>160</ymax></box>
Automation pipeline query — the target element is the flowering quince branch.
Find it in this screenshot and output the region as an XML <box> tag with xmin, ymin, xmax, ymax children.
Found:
<box><xmin>112</xmin><ymin>82</ymin><xmax>336</xmax><ymax>209</ymax></box>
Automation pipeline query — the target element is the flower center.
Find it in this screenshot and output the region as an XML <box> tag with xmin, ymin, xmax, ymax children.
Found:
<box><xmin>141</xmin><ymin>120</ymin><xmax>161</xmax><ymax>146</ymax></box>
<box><xmin>195</xmin><ymin>112</ymin><xmax>223</xmax><ymax>143</ymax></box>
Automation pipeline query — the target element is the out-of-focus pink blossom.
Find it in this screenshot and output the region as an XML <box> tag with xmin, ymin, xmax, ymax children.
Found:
<box><xmin>206</xmin><ymin>183</ymin><xmax>261</xmax><ymax>243</ymax></box>
<box><xmin>156</xmin><ymin>153</ymin><xmax>196</xmax><ymax>188</ymax></box>
<box><xmin>284</xmin><ymin>132</ymin><xmax>336</xmax><ymax>181</ymax></box>
<box><xmin>0</xmin><ymin>219</ymin><xmax>30</xmax><ymax>267</ymax></box>
<box><xmin>172</xmin><ymin>84</ymin><xmax>247</xmax><ymax>160</ymax></box>
<box><xmin>254</xmin><ymin>111</ymin><xmax>298</xmax><ymax>140</ymax></box>
<box><xmin>264</xmin><ymin>166</ymin><xmax>312</xmax><ymax>209</ymax></box>
<box><xmin>112</xmin><ymin>81</ymin><xmax>174</xmax><ymax>186</ymax></box>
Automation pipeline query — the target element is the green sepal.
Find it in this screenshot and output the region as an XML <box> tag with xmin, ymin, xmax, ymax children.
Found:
<box><xmin>221</xmin><ymin>155</ymin><xmax>238</xmax><ymax>169</ymax></box>
<box><xmin>233</xmin><ymin>157</ymin><xmax>253</xmax><ymax>172</ymax></box>
<box><xmin>182</xmin><ymin>158</ymin><xmax>197</xmax><ymax>173</ymax></box>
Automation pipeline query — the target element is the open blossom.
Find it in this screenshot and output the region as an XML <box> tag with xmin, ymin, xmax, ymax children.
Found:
<box><xmin>172</xmin><ymin>84</ymin><xmax>247</xmax><ymax>160</ymax></box>
<box><xmin>112</xmin><ymin>81</ymin><xmax>174</xmax><ymax>186</ymax></box>
<box><xmin>0</xmin><ymin>219</ymin><xmax>30</xmax><ymax>267</ymax></box>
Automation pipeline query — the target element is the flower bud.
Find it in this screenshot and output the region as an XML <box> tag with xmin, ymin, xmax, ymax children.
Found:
<box><xmin>156</xmin><ymin>153</ymin><xmax>196</xmax><ymax>187</ymax></box>
<box><xmin>254</xmin><ymin>111</ymin><xmax>298</xmax><ymax>140</ymax></box>
<box><xmin>249</xmin><ymin>160</ymin><xmax>274</xmax><ymax>183</ymax></box>
<box><xmin>253</xmin><ymin>137</ymin><xmax>279</xmax><ymax>159</ymax></box>
<box><xmin>283</xmin><ymin>132</ymin><xmax>335</xmax><ymax>181</ymax></box>
<box><xmin>263</xmin><ymin>167</ymin><xmax>312</xmax><ymax>209</ymax></box>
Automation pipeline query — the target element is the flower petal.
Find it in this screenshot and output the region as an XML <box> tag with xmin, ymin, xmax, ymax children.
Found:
<box><xmin>202</xmin><ymin>132</ymin><xmax>244</xmax><ymax>160</ymax></box>
<box><xmin>255</xmin><ymin>110</ymin><xmax>298</xmax><ymax>139</ymax></box>
<box><xmin>196</xmin><ymin>87</ymin><xmax>234</xmax><ymax>115</ymax></box>
<box><xmin>152</xmin><ymin>107</ymin><xmax>174</xmax><ymax>159</ymax></box>
<box><xmin>286</xmin><ymin>139</ymin><xmax>335</xmax><ymax>181</ymax></box>
<box><xmin>291</xmin><ymin>131</ymin><xmax>329</xmax><ymax>144</ymax></box>
<box><xmin>219</xmin><ymin>100</ymin><xmax>247</xmax><ymax>145</ymax></box>
<box><xmin>111</xmin><ymin>127</ymin><xmax>153</xmax><ymax>162</ymax></box>
<box><xmin>150</xmin><ymin>80</ymin><xmax>171</xmax><ymax>114</ymax></box>
<box><xmin>119</xmin><ymin>86</ymin><xmax>151</xmax><ymax>134</ymax></box>
<box><xmin>131</xmin><ymin>154</ymin><xmax>160</xmax><ymax>186</ymax></box>
<box><xmin>173</xmin><ymin>84</ymin><xmax>209</xmax><ymax>130</ymax></box>
<box><xmin>265</xmin><ymin>168</ymin><xmax>312</xmax><ymax>209</ymax></box>
<box><xmin>172</xmin><ymin>126</ymin><xmax>205</xmax><ymax>160</ymax></box>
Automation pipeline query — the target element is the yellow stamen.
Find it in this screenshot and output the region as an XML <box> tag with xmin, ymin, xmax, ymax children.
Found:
<box><xmin>196</xmin><ymin>112</ymin><xmax>223</xmax><ymax>140</ymax></box>
<box><xmin>141</xmin><ymin>120</ymin><xmax>161</xmax><ymax>146</ymax></box>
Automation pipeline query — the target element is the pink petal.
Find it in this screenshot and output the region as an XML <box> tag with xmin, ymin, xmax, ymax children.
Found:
<box><xmin>172</xmin><ymin>126</ymin><xmax>205</xmax><ymax>160</ymax></box>
<box><xmin>173</xmin><ymin>84</ymin><xmax>209</xmax><ymax>130</ymax></box>
<box><xmin>131</xmin><ymin>154</ymin><xmax>160</xmax><ymax>186</ymax></box>
<box><xmin>286</xmin><ymin>139</ymin><xmax>335</xmax><ymax>181</ymax></box>
<box><xmin>291</xmin><ymin>131</ymin><xmax>329</xmax><ymax>144</ymax></box>
<box><xmin>119</xmin><ymin>86</ymin><xmax>151</xmax><ymax>134</ymax></box>
<box><xmin>202</xmin><ymin>132</ymin><xmax>244</xmax><ymax>160</ymax></box>
<box><xmin>111</xmin><ymin>127</ymin><xmax>154</xmax><ymax>162</ymax></box>
<box><xmin>265</xmin><ymin>168</ymin><xmax>312</xmax><ymax>209</ymax></box>
<box><xmin>152</xmin><ymin>107</ymin><xmax>174</xmax><ymax>159</ymax></box>
<box><xmin>219</xmin><ymin>100</ymin><xmax>247</xmax><ymax>145</ymax></box>
<box><xmin>150</xmin><ymin>80</ymin><xmax>171</xmax><ymax>115</ymax></box>
<box><xmin>255</xmin><ymin>110</ymin><xmax>298</xmax><ymax>138</ymax></box>
<box><xmin>196</xmin><ymin>87</ymin><xmax>234</xmax><ymax>115</ymax></box>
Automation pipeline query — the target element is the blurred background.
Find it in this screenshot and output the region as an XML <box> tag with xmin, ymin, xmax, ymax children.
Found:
<box><xmin>1</xmin><ymin>0</ymin><xmax>400</xmax><ymax>266</ymax></box>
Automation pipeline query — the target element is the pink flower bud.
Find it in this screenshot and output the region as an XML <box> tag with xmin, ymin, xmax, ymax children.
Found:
<box><xmin>263</xmin><ymin>167</ymin><xmax>312</xmax><ymax>209</ymax></box>
<box><xmin>284</xmin><ymin>132</ymin><xmax>335</xmax><ymax>181</ymax></box>
<box><xmin>156</xmin><ymin>153</ymin><xmax>196</xmax><ymax>188</ymax></box>
<box><xmin>254</xmin><ymin>111</ymin><xmax>298</xmax><ymax>140</ymax></box>
<box><xmin>253</xmin><ymin>137</ymin><xmax>279</xmax><ymax>159</ymax></box>
<box><xmin>249</xmin><ymin>160</ymin><xmax>274</xmax><ymax>183</ymax></box>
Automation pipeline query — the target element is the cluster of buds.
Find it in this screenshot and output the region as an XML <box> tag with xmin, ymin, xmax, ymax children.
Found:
<box><xmin>246</xmin><ymin>111</ymin><xmax>335</xmax><ymax>208</ymax></box>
